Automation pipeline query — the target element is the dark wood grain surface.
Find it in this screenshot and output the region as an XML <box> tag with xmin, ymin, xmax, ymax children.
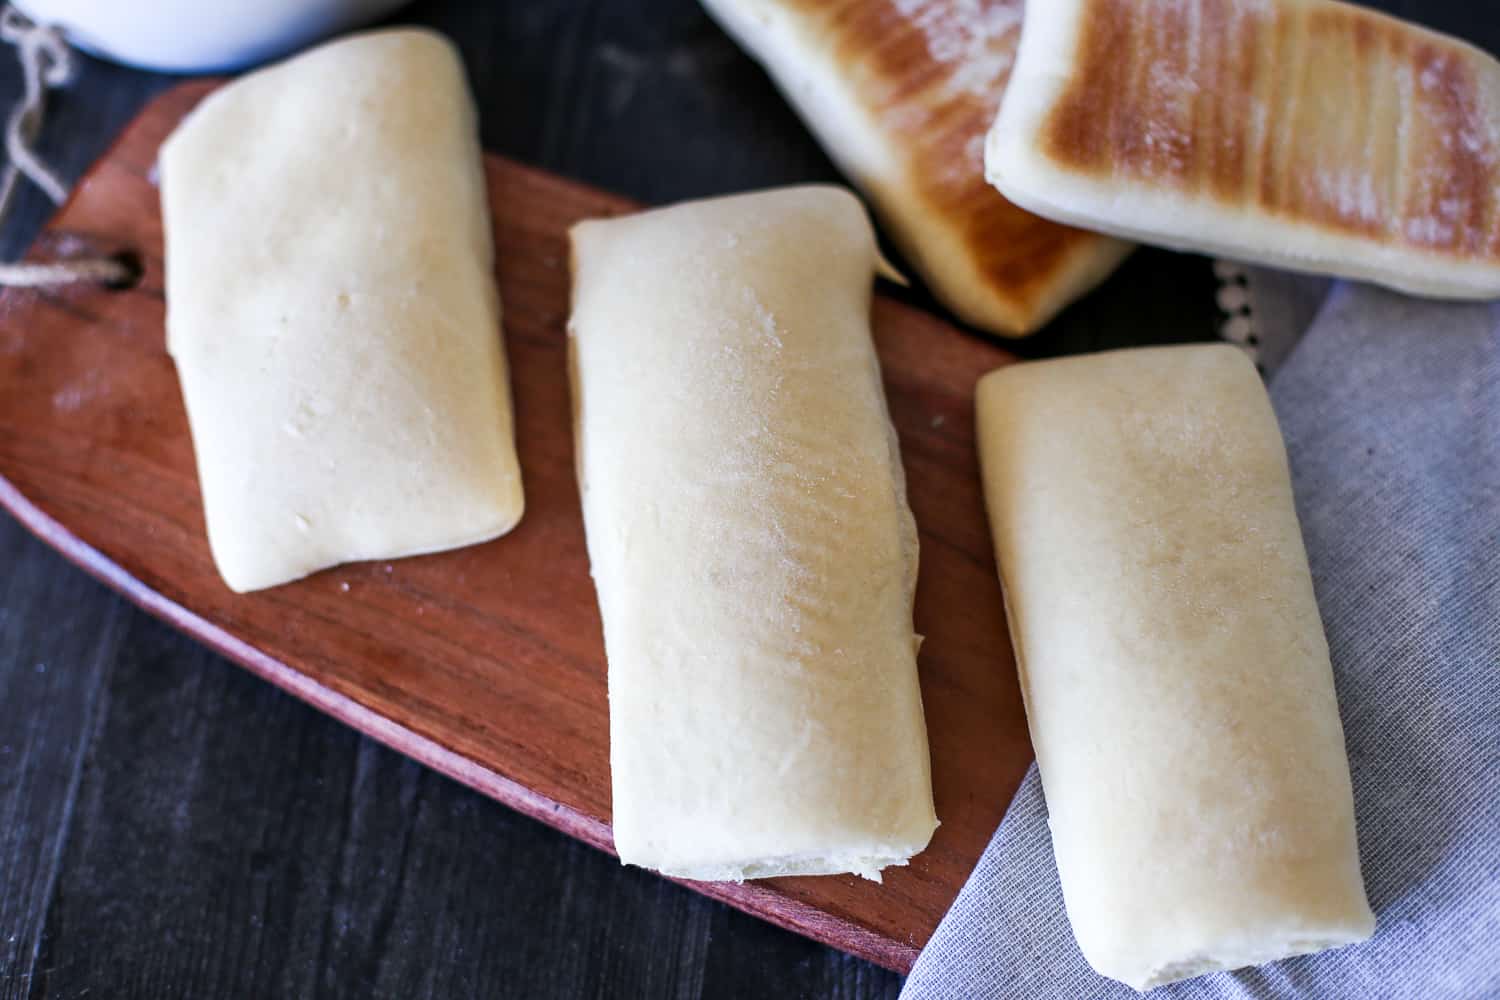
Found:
<box><xmin>1</xmin><ymin>2</ymin><xmax>1493</xmax><ymax>998</ymax></box>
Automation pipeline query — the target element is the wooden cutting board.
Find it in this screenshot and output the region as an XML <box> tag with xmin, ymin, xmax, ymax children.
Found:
<box><xmin>0</xmin><ymin>81</ymin><xmax>1031</xmax><ymax>973</ymax></box>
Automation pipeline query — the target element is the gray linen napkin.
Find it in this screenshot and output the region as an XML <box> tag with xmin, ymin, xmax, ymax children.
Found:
<box><xmin>901</xmin><ymin>281</ymin><xmax>1500</xmax><ymax>998</ymax></box>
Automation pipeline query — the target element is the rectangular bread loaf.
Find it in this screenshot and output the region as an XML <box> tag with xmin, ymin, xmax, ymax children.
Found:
<box><xmin>161</xmin><ymin>30</ymin><xmax>523</xmax><ymax>592</ymax></box>
<box><xmin>976</xmin><ymin>345</ymin><xmax>1375</xmax><ymax>989</ymax></box>
<box><xmin>702</xmin><ymin>0</ymin><xmax>1131</xmax><ymax>335</ymax></box>
<box><xmin>569</xmin><ymin>187</ymin><xmax>938</xmax><ymax>881</ymax></box>
<box><xmin>987</xmin><ymin>0</ymin><xmax>1500</xmax><ymax>299</ymax></box>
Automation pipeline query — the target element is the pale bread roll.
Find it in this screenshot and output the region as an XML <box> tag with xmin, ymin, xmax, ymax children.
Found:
<box><xmin>987</xmin><ymin>0</ymin><xmax>1500</xmax><ymax>299</ymax></box>
<box><xmin>700</xmin><ymin>0</ymin><xmax>1131</xmax><ymax>336</ymax></box>
<box><xmin>976</xmin><ymin>345</ymin><xmax>1374</xmax><ymax>990</ymax></box>
<box><xmin>568</xmin><ymin>187</ymin><xmax>938</xmax><ymax>881</ymax></box>
<box><xmin>161</xmin><ymin>30</ymin><xmax>523</xmax><ymax>593</ymax></box>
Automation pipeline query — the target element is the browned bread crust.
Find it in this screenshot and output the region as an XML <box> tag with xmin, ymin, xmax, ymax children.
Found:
<box><xmin>704</xmin><ymin>0</ymin><xmax>1132</xmax><ymax>335</ymax></box>
<box><xmin>989</xmin><ymin>0</ymin><xmax>1500</xmax><ymax>298</ymax></box>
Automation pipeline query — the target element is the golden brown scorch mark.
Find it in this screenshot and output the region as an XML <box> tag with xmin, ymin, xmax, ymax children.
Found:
<box><xmin>1041</xmin><ymin>0</ymin><xmax>1500</xmax><ymax>258</ymax></box>
<box><xmin>786</xmin><ymin>0</ymin><xmax>1118</xmax><ymax>311</ymax></box>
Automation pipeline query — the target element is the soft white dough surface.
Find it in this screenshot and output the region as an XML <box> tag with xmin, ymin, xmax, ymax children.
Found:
<box><xmin>160</xmin><ymin>30</ymin><xmax>524</xmax><ymax>592</ymax></box>
<box><xmin>568</xmin><ymin>187</ymin><xmax>938</xmax><ymax>882</ymax></box>
<box><xmin>976</xmin><ymin>345</ymin><xmax>1376</xmax><ymax>990</ymax></box>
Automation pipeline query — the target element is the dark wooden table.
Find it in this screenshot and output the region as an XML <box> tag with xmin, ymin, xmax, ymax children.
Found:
<box><xmin>2</xmin><ymin>2</ymin><xmax>1493</xmax><ymax>997</ymax></box>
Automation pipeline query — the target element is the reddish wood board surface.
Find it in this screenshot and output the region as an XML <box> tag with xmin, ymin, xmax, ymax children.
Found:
<box><xmin>0</xmin><ymin>81</ymin><xmax>1032</xmax><ymax>972</ymax></box>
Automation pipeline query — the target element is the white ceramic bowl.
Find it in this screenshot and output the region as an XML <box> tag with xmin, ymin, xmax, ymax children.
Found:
<box><xmin>15</xmin><ymin>0</ymin><xmax>412</xmax><ymax>73</ymax></box>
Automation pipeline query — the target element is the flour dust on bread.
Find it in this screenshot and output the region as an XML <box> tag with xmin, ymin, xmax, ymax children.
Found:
<box><xmin>160</xmin><ymin>30</ymin><xmax>524</xmax><ymax>592</ymax></box>
<box><xmin>976</xmin><ymin>345</ymin><xmax>1375</xmax><ymax>990</ymax></box>
<box><xmin>569</xmin><ymin>187</ymin><xmax>938</xmax><ymax>882</ymax></box>
<box><xmin>987</xmin><ymin>0</ymin><xmax>1500</xmax><ymax>299</ymax></box>
<box><xmin>701</xmin><ymin>0</ymin><xmax>1132</xmax><ymax>336</ymax></box>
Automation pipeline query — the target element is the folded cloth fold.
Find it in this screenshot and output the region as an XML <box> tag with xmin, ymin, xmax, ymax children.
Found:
<box><xmin>902</xmin><ymin>280</ymin><xmax>1499</xmax><ymax>998</ymax></box>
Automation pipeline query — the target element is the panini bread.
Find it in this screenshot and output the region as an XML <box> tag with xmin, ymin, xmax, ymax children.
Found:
<box><xmin>702</xmin><ymin>0</ymin><xmax>1132</xmax><ymax>335</ymax></box>
<box><xmin>988</xmin><ymin>0</ymin><xmax>1500</xmax><ymax>299</ymax></box>
<box><xmin>161</xmin><ymin>31</ymin><xmax>524</xmax><ymax>592</ymax></box>
<box><xmin>569</xmin><ymin>188</ymin><xmax>938</xmax><ymax>881</ymax></box>
<box><xmin>976</xmin><ymin>345</ymin><xmax>1375</xmax><ymax>990</ymax></box>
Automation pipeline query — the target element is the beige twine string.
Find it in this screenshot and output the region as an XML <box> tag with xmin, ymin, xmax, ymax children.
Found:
<box><xmin>0</xmin><ymin>5</ymin><xmax>133</xmax><ymax>288</ymax></box>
